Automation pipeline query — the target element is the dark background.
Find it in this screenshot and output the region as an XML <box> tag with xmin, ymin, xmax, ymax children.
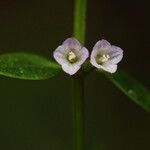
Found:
<box><xmin>0</xmin><ymin>0</ymin><xmax>150</xmax><ymax>150</ymax></box>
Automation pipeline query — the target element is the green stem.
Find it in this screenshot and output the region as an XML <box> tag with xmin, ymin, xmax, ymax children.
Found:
<box><xmin>73</xmin><ymin>0</ymin><xmax>87</xmax><ymax>44</ymax></box>
<box><xmin>72</xmin><ymin>77</ymin><xmax>85</xmax><ymax>150</ymax></box>
<box><xmin>73</xmin><ymin>0</ymin><xmax>87</xmax><ymax>149</ymax></box>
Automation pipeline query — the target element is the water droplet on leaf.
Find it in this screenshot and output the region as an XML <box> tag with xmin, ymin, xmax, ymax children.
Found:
<box><xmin>19</xmin><ymin>67</ymin><xmax>24</xmax><ymax>74</ymax></box>
<box><xmin>128</xmin><ymin>89</ymin><xmax>137</xmax><ymax>97</ymax></box>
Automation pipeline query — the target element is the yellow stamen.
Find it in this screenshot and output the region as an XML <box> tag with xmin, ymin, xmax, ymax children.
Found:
<box><xmin>68</xmin><ymin>51</ymin><xmax>77</xmax><ymax>62</ymax></box>
<box><xmin>99</xmin><ymin>54</ymin><xmax>110</xmax><ymax>63</ymax></box>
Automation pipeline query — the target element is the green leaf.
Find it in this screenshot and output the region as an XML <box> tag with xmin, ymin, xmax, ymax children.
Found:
<box><xmin>0</xmin><ymin>53</ymin><xmax>61</xmax><ymax>80</ymax></box>
<box><xmin>104</xmin><ymin>70</ymin><xmax>150</xmax><ymax>112</ymax></box>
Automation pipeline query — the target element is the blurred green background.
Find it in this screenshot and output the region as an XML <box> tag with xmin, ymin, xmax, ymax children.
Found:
<box><xmin>0</xmin><ymin>0</ymin><xmax>150</xmax><ymax>150</ymax></box>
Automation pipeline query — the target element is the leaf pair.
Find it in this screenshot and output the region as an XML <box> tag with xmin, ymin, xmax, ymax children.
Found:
<box><xmin>0</xmin><ymin>53</ymin><xmax>149</xmax><ymax>112</ymax></box>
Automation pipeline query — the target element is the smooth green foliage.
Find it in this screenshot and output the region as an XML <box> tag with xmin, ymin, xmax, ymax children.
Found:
<box><xmin>105</xmin><ymin>70</ymin><xmax>150</xmax><ymax>112</ymax></box>
<box><xmin>0</xmin><ymin>53</ymin><xmax>61</xmax><ymax>80</ymax></box>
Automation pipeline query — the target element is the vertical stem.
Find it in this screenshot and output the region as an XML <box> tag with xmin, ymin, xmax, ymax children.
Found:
<box><xmin>73</xmin><ymin>0</ymin><xmax>87</xmax><ymax>44</ymax></box>
<box><xmin>72</xmin><ymin>77</ymin><xmax>84</xmax><ymax>150</ymax></box>
<box><xmin>73</xmin><ymin>0</ymin><xmax>87</xmax><ymax>150</ymax></box>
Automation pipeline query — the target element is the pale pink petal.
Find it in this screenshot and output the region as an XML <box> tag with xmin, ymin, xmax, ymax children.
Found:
<box><xmin>53</xmin><ymin>37</ymin><xmax>89</xmax><ymax>75</ymax></box>
<box><xmin>53</xmin><ymin>46</ymin><xmax>68</xmax><ymax>65</ymax></box>
<box><xmin>62</xmin><ymin>63</ymin><xmax>80</xmax><ymax>75</ymax></box>
<box><xmin>93</xmin><ymin>39</ymin><xmax>111</xmax><ymax>55</ymax></box>
<box><xmin>102</xmin><ymin>64</ymin><xmax>117</xmax><ymax>73</ymax></box>
<box><xmin>108</xmin><ymin>46</ymin><xmax>123</xmax><ymax>64</ymax></box>
<box><xmin>90</xmin><ymin>53</ymin><xmax>100</xmax><ymax>68</ymax></box>
<box><xmin>94</xmin><ymin>39</ymin><xmax>111</xmax><ymax>48</ymax></box>
<box><xmin>77</xmin><ymin>47</ymin><xmax>89</xmax><ymax>65</ymax></box>
<box><xmin>90</xmin><ymin>39</ymin><xmax>123</xmax><ymax>73</ymax></box>
<box><xmin>63</xmin><ymin>37</ymin><xmax>81</xmax><ymax>50</ymax></box>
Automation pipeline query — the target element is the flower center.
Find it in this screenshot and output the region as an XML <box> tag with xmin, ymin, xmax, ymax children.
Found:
<box><xmin>67</xmin><ymin>51</ymin><xmax>78</xmax><ymax>63</ymax></box>
<box><xmin>96</xmin><ymin>54</ymin><xmax>110</xmax><ymax>64</ymax></box>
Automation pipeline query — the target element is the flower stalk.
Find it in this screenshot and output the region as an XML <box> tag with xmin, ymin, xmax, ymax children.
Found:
<box><xmin>73</xmin><ymin>0</ymin><xmax>87</xmax><ymax>150</ymax></box>
<box><xmin>73</xmin><ymin>0</ymin><xmax>87</xmax><ymax>44</ymax></box>
<box><xmin>72</xmin><ymin>76</ymin><xmax>85</xmax><ymax>150</ymax></box>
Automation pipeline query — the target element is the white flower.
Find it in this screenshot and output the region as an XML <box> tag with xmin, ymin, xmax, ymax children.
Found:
<box><xmin>90</xmin><ymin>40</ymin><xmax>123</xmax><ymax>73</ymax></box>
<box><xmin>53</xmin><ymin>37</ymin><xmax>89</xmax><ymax>75</ymax></box>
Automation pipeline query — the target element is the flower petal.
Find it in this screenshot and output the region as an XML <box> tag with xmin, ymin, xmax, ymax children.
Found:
<box><xmin>108</xmin><ymin>46</ymin><xmax>123</xmax><ymax>64</ymax></box>
<box><xmin>93</xmin><ymin>39</ymin><xmax>111</xmax><ymax>55</ymax></box>
<box><xmin>63</xmin><ymin>37</ymin><xmax>81</xmax><ymax>50</ymax></box>
<box><xmin>102</xmin><ymin>64</ymin><xmax>117</xmax><ymax>73</ymax></box>
<box><xmin>94</xmin><ymin>39</ymin><xmax>111</xmax><ymax>48</ymax></box>
<box><xmin>62</xmin><ymin>63</ymin><xmax>81</xmax><ymax>75</ymax></box>
<box><xmin>53</xmin><ymin>45</ymin><xmax>68</xmax><ymax>65</ymax></box>
<box><xmin>90</xmin><ymin>57</ymin><xmax>117</xmax><ymax>73</ymax></box>
<box><xmin>53</xmin><ymin>37</ymin><xmax>89</xmax><ymax>75</ymax></box>
<box><xmin>77</xmin><ymin>47</ymin><xmax>89</xmax><ymax>65</ymax></box>
<box><xmin>90</xmin><ymin>39</ymin><xmax>123</xmax><ymax>73</ymax></box>
<box><xmin>90</xmin><ymin>52</ymin><xmax>100</xmax><ymax>68</ymax></box>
